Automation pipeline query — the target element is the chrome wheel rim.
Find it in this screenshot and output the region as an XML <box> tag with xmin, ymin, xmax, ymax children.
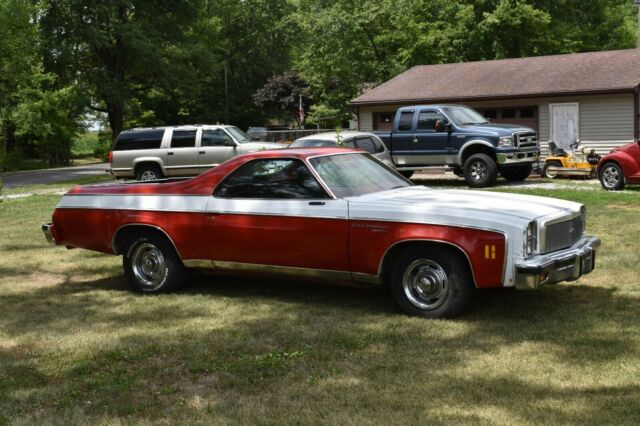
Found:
<box><xmin>469</xmin><ymin>161</ymin><xmax>487</xmax><ymax>182</ymax></box>
<box><xmin>132</xmin><ymin>243</ymin><xmax>167</xmax><ymax>289</ymax></box>
<box><xmin>139</xmin><ymin>170</ymin><xmax>158</xmax><ymax>181</ymax></box>
<box><xmin>602</xmin><ymin>166</ymin><xmax>620</xmax><ymax>189</ymax></box>
<box><xmin>402</xmin><ymin>259</ymin><xmax>449</xmax><ymax>311</ymax></box>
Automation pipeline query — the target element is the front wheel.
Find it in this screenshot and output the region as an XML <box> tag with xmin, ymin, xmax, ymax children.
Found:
<box><xmin>599</xmin><ymin>162</ymin><xmax>625</xmax><ymax>191</ymax></box>
<box><xmin>390</xmin><ymin>247</ymin><xmax>474</xmax><ymax>318</ymax></box>
<box><xmin>123</xmin><ymin>234</ymin><xmax>186</xmax><ymax>293</ymax></box>
<box><xmin>500</xmin><ymin>164</ymin><xmax>532</xmax><ymax>182</ymax></box>
<box><xmin>463</xmin><ymin>153</ymin><xmax>498</xmax><ymax>188</ymax></box>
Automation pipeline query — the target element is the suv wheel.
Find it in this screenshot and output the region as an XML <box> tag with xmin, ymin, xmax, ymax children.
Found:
<box><xmin>136</xmin><ymin>164</ymin><xmax>163</xmax><ymax>181</ymax></box>
<box><xmin>463</xmin><ymin>153</ymin><xmax>497</xmax><ymax>188</ymax></box>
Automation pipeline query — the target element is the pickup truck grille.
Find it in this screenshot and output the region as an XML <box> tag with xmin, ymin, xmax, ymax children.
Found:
<box><xmin>542</xmin><ymin>215</ymin><xmax>583</xmax><ymax>254</ymax></box>
<box><xmin>514</xmin><ymin>132</ymin><xmax>538</xmax><ymax>149</ymax></box>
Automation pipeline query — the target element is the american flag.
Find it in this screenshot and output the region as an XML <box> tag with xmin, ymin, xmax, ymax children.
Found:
<box><xmin>298</xmin><ymin>95</ymin><xmax>305</xmax><ymax>124</ymax></box>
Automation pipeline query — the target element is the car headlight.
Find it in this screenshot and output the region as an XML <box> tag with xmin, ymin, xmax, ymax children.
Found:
<box><xmin>523</xmin><ymin>221</ymin><xmax>538</xmax><ymax>257</ymax></box>
<box><xmin>498</xmin><ymin>136</ymin><xmax>513</xmax><ymax>147</ymax></box>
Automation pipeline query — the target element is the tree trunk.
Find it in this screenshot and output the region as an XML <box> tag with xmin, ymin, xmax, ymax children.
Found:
<box><xmin>106</xmin><ymin>101</ymin><xmax>124</xmax><ymax>142</ymax></box>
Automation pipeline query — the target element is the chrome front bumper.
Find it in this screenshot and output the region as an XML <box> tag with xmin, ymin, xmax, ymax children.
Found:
<box><xmin>42</xmin><ymin>223</ymin><xmax>57</xmax><ymax>245</ymax></box>
<box><xmin>514</xmin><ymin>236</ymin><xmax>600</xmax><ymax>290</ymax></box>
<box><xmin>496</xmin><ymin>148</ymin><xmax>539</xmax><ymax>165</ymax></box>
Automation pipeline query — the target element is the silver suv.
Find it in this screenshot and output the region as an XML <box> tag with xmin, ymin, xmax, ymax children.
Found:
<box><xmin>109</xmin><ymin>125</ymin><xmax>283</xmax><ymax>180</ymax></box>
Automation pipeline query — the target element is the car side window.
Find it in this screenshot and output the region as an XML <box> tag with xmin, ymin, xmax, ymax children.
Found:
<box><xmin>342</xmin><ymin>139</ymin><xmax>355</xmax><ymax>148</ymax></box>
<box><xmin>354</xmin><ymin>137</ymin><xmax>379</xmax><ymax>154</ymax></box>
<box><xmin>113</xmin><ymin>130</ymin><xmax>164</xmax><ymax>151</ymax></box>
<box><xmin>417</xmin><ymin>111</ymin><xmax>445</xmax><ymax>132</ymax></box>
<box><xmin>397</xmin><ymin>111</ymin><xmax>414</xmax><ymax>131</ymax></box>
<box><xmin>171</xmin><ymin>130</ymin><xmax>197</xmax><ymax>148</ymax></box>
<box><xmin>215</xmin><ymin>159</ymin><xmax>329</xmax><ymax>199</ymax></box>
<box><xmin>202</xmin><ymin>129</ymin><xmax>233</xmax><ymax>147</ymax></box>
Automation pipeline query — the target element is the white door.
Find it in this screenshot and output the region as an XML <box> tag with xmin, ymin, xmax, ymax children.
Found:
<box><xmin>550</xmin><ymin>103</ymin><xmax>579</xmax><ymax>150</ymax></box>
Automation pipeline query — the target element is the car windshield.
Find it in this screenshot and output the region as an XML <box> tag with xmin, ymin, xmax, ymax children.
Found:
<box><xmin>309</xmin><ymin>153</ymin><xmax>411</xmax><ymax>198</ymax></box>
<box><xmin>226</xmin><ymin>126</ymin><xmax>252</xmax><ymax>143</ymax></box>
<box><xmin>290</xmin><ymin>139</ymin><xmax>335</xmax><ymax>148</ymax></box>
<box><xmin>442</xmin><ymin>106</ymin><xmax>489</xmax><ymax>125</ymax></box>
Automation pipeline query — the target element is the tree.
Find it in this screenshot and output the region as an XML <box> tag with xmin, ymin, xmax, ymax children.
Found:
<box><xmin>253</xmin><ymin>72</ymin><xmax>310</xmax><ymax>127</ymax></box>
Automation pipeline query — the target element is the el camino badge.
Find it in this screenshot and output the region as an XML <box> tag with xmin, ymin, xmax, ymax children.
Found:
<box><xmin>352</xmin><ymin>223</ymin><xmax>389</xmax><ymax>233</ymax></box>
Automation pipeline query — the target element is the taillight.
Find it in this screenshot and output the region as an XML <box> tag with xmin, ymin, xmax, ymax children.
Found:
<box><xmin>108</xmin><ymin>151</ymin><xmax>113</xmax><ymax>163</ymax></box>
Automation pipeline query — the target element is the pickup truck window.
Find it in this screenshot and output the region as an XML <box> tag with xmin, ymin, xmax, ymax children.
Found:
<box><xmin>202</xmin><ymin>129</ymin><xmax>233</xmax><ymax>147</ymax></box>
<box><xmin>442</xmin><ymin>106</ymin><xmax>489</xmax><ymax>126</ymax></box>
<box><xmin>171</xmin><ymin>130</ymin><xmax>197</xmax><ymax>148</ymax></box>
<box><xmin>418</xmin><ymin>111</ymin><xmax>445</xmax><ymax>131</ymax></box>
<box><xmin>215</xmin><ymin>159</ymin><xmax>328</xmax><ymax>199</ymax></box>
<box><xmin>397</xmin><ymin>111</ymin><xmax>415</xmax><ymax>131</ymax></box>
<box><xmin>310</xmin><ymin>153</ymin><xmax>410</xmax><ymax>198</ymax></box>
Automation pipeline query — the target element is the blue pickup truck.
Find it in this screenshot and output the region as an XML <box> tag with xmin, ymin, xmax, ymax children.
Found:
<box><xmin>374</xmin><ymin>105</ymin><xmax>539</xmax><ymax>187</ymax></box>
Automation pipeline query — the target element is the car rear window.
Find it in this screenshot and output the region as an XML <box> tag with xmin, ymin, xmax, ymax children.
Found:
<box><xmin>113</xmin><ymin>130</ymin><xmax>164</xmax><ymax>151</ymax></box>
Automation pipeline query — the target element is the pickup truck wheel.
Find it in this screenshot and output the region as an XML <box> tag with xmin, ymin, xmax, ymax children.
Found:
<box><xmin>599</xmin><ymin>162</ymin><xmax>625</xmax><ymax>191</ymax></box>
<box><xmin>500</xmin><ymin>164</ymin><xmax>532</xmax><ymax>182</ymax></box>
<box><xmin>399</xmin><ymin>171</ymin><xmax>414</xmax><ymax>179</ymax></box>
<box><xmin>390</xmin><ymin>247</ymin><xmax>474</xmax><ymax>318</ymax></box>
<box><xmin>136</xmin><ymin>165</ymin><xmax>163</xmax><ymax>181</ymax></box>
<box><xmin>542</xmin><ymin>161</ymin><xmax>562</xmax><ymax>179</ymax></box>
<box><xmin>123</xmin><ymin>234</ymin><xmax>185</xmax><ymax>293</ymax></box>
<box><xmin>463</xmin><ymin>153</ymin><xmax>497</xmax><ymax>188</ymax></box>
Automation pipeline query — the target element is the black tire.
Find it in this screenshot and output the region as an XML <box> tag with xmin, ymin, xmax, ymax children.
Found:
<box><xmin>390</xmin><ymin>247</ymin><xmax>474</xmax><ymax>318</ymax></box>
<box><xmin>463</xmin><ymin>153</ymin><xmax>498</xmax><ymax>188</ymax></box>
<box><xmin>399</xmin><ymin>170</ymin><xmax>414</xmax><ymax>179</ymax></box>
<box><xmin>453</xmin><ymin>166</ymin><xmax>464</xmax><ymax>177</ymax></box>
<box><xmin>136</xmin><ymin>164</ymin><xmax>163</xmax><ymax>181</ymax></box>
<box><xmin>541</xmin><ymin>160</ymin><xmax>562</xmax><ymax>179</ymax></box>
<box><xmin>500</xmin><ymin>164</ymin><xmax>532</xmax><ymax>182</ymax></box>
<box><xmin>599</xmin><ymin>162</ymin><xmax>625</xmax><ymax>191</ymax></box>
<box><xmin>123</xmin><ymin>234</ymin><xmax>186</xmax><ymax>293</ymax></box>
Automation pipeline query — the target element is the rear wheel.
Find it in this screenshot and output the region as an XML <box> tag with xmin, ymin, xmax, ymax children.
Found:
<box><xmin>541</xmin><ymin>160</ymin><xmax>562</xmax><ymax>179</ymax></box>
<box><xmin>136</xmin><ymin>164</ymin><xmax>163</xmax><ymax>181</ymax></box>
<box><xmin>463</xmin><ymin>153</ymin><xmax>497</xmax><ymax>188</ymax></box>
<box><xmin>399</xmin><ymin>170</ymin><xmax>414</xmax><ymax>179</ymax></box>
<box><xmin>123</xmin><ymin>234</ymin><xmax>185</xmax><ymax>293</ymax></box>
<box><xmin>500</xmin><ymin>164</ymin><xmax>532</xmax><ymax>182</ymax></box>
<box><xmin>599</xmin><ymin>162</ymin><xmax>624</xmax><ymax>191</ymax></box>
<box><xmin>390</xmin><ymin>247</ymin><xmax>474</xmax><ymax>318</ymax></box>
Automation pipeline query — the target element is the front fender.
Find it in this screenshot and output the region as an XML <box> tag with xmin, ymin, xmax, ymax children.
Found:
<box><xmin>457</xmin><ymin>139</ymin><xmax>496</xmax><ymax>164</ymax></box>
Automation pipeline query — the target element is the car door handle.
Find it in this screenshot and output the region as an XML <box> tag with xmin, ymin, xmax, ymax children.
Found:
<box><xmin>308</xmin><ymin>201</ymin><xmax>325</xmax><ymax>206</ymax></box>
<box><xmin>199</xmin><ymin>151</ymin><xmax>205</xmax><ymax>154</ymax></box>
<box><xmin>412</xmin><ymin>136</ymin><xmax>418</xmax><ymax>143</ymax></box>
<box><xmin>168</xmin><ymin>152</ymin><xmax>174</xmax><ymax>156</ymax></box>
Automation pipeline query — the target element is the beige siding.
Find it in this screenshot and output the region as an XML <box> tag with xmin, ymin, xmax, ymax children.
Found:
<box><xmin>357</xmin><ymin>93</ymin><xmax>635</xmax><ymax>155</ymax></box>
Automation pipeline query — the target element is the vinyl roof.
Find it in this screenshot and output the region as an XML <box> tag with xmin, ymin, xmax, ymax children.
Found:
<box><xmin>350</xmin><ymin>49</ymin><xmax>640</xmax><ymax>105</ymax></box>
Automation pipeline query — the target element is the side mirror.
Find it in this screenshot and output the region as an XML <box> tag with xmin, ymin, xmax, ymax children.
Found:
<box><xmin>435</xmin><ymin>119</ymin><xmax>452</xmax><ymax>133</ymax></box>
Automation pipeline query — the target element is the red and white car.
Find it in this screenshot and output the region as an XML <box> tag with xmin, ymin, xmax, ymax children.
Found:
<box><xmin>43</xmin><ymin>148</ymin><xmax>600</xmax><ymax>318</ymax></box>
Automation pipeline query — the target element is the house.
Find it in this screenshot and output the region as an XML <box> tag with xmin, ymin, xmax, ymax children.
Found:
<box><xmin>349</xmin><ymin>49</ymin><xmax>640</xmax><ymax>154</ymax></box>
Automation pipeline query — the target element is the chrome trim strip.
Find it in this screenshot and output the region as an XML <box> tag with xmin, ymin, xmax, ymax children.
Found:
<box><xmin>111</xmin><ymin>223</ymin><xmax>183</xmax><ymax>258</ymax></box>
<box><xmin>210</xmin><ymin>260</ymin><xmax>353</xmax><ymax>281</ymax></box>
<box><xmin>352</xmin><ymin>272</ymin><xmax>381</xmax><ymax>285</ymax></box>
<box><xmin>183</xmin><ymin>260</ymin><xmax>212</xmax><ymax>268</ymax></box>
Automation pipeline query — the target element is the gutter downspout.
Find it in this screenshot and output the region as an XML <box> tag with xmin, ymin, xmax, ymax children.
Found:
<box><xmin>635</xmin><ymin>86</ymin><xmax>639</xmax><ymax>145</ymax></box>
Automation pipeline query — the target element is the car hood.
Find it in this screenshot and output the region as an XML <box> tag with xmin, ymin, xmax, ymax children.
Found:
<box><xmin>239</xmin><ymin>142</ymin><xmax>284</xmax><ymax>150</ymax></box>
<box><xmin>345</xmin><ymin>186</ymin><xmax>581</xmax><ymax>230</ymax></box>
<box><xmin>460</xmin><ymin>123</ymin><xmax>534</xmax><ymax>137</ymax></box>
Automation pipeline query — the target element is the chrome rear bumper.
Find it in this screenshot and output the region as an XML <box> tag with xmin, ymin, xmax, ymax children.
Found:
<box><xmin>514</xmin><ymin>236</ymin><xmax>600</xmax><ymax>290</ymax></box>
<box><xmin>42</xmin><ymin>223</ymin><xmax>57</xmax><ymax>245</ymax></box>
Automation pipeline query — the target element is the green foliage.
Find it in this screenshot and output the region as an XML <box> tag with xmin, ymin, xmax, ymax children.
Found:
<box><xmin>253</xmin><ymin>72</ymin><xmax>310</xmax><ymax>126</ymax></box>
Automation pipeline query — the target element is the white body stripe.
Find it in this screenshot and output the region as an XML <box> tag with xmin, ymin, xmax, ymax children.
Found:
<box><xmin>205</xmin><ymin>198</ymin><xmax>348</xmax><ymax>219</ymax></box>
<box><xmin>57</xmin><ymin>195</ymin><xmax>210</xmax><ymax>212</ymax></box>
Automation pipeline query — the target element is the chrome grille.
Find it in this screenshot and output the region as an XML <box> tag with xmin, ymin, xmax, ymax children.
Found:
<box><xmin>515</xmin><ymin>132</ymin><xmax>538</xmax><ymax>149</ymax></box>
<box><xmin>543</xmin><ymin>215</ymin><xmax>584</xmax><ymax>254</ymax></box>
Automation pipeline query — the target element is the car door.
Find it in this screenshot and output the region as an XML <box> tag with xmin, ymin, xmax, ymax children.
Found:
<box><xmin>203</xmin><ymin>158</ymin><xmax>350</xmax><ymax>272</ymax></box>
<box><xmin>198</xmin><ymin>129</ymin><xmax>237</xmax><ymax>172</ymax></box>
<box><xmin>389</xmin><ymin>109</ymin><xmax>422</xmax><ymax>167</ymax></box>
<box><xmin>413</xmin><ymin>109</ymin><xmax>450</xmax><ymax>165</ymax></box>
<box><xmin>166</xmin><ymin>129</ymin><xmax>200</xmax><ymax>176</ymax></box>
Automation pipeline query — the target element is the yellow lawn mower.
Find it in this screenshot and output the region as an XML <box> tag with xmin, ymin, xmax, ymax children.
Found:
<box><xmin>541</xmin><ymin>141</ymin><xmax>600</xmax><ymax>179</ymax></box>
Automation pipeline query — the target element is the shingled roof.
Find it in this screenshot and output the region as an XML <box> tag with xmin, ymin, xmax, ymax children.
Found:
<box><xmin>350</xmin><ymin>49</ymin><xmax>640</xmax><ymax>105</ymax></box>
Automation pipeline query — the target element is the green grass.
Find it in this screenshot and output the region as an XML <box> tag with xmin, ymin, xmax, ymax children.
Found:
<box><xmin>1</xmin><ymin>181</ymin><xmax>639</xmax><ymax>424</ymax></box>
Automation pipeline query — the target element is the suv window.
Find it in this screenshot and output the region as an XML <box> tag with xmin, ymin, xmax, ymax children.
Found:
<box><xmin>354</xmin><ymin>136</ymin><xmax>383</xmax><ymax>154</ymax></box>
<box><xmin>171</xmin><ymin>130</ymin><xmax>197</xmax><ymax>148</ymax></box>
<box><xmin>418</xmin><ymin>111</ymin><xmax>445</xmax><ymax>131</ymax></box>
<box><xmin>397</xmin><ymin>111</ymin><xmax>414</xmax><ymax>131</ymax></box>
<box><xmin>113</xmin><ymin>130</ymin><xmax>164</xmax><ymax>151</ymax></box>
<box><xmin>202</xmin><ymin>129</ymin><xmax>233</xmax><ymax>147</ymax></box>
<box><xmin>216</xmin><ymin>159</ymin><xmax>328</xmax><ymax>199</ymax></box>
